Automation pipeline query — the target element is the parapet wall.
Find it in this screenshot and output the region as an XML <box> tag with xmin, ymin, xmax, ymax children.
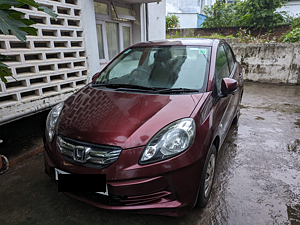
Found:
<box><xmin>167</xmin><ymin>27</ymin><xmax>300</xmax><ymax>84</ymax></box>
<box><xmin>229</xmin><ymin>42</ymin><xmax>300</xmax><ymax>84</ymax></box>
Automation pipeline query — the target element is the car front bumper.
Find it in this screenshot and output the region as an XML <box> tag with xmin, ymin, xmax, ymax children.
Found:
<box><xmin>43</xmin><ymin>138</ymin><xmax>205</xmax><ymax>217</ymax></box>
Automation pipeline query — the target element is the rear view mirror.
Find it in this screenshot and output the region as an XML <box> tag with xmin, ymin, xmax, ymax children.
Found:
<box><xmin>221</xmin><ymin>78</ymin><xmax>238</xmax><ymax>96</ymax></box>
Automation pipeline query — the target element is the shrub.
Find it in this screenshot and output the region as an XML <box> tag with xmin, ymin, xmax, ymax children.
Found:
<box><xmin>280</xmin><ymin>27</ymin><xmax>300</xmax><ymax>43</ymax></box>
<box><xmin>166</xmin><ymin>15</ymin><xmax>180</xmax><ymax>30</ymax></box>
<box><xmin>280</xmin><ymin>16</ymin><xmax>300</xmax><ymax>43</ymax></box>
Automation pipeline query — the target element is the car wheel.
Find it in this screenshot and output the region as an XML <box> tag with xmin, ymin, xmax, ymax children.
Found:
<box><xmin>196</xmin><ymin>144</ymin><xmax>217</xmax><ymax>208</ymax></box>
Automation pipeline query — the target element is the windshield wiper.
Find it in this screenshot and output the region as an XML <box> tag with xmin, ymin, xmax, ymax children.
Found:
<box><xmin>91</xmin><ymin>83</ymin><xmax>159</xmax><ymax>91</ymax></box>
<box><xmin>155</xmin><ymin>88</ymin><xmax>200</xmax><ymax>94</ymax></box>
<box><xmin>91</xmin><ymin>84</ymin><xmax>200</xmax><ymax>94</ymax></box>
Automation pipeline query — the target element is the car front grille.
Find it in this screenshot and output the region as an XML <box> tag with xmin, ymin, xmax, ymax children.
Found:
<box><xmin>57</xmin><ymin>136</ymin><xmax>122</xmax><ymax>169</ymax></box>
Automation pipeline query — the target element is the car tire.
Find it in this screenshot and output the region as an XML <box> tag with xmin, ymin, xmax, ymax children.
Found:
<box><xmin>195</xmin><ymin>144</ymin><xmax>217</xmax><ymax>208</ymax></box>
<box><xmin>233</xmin><ymin>93</ymin><xmax>243</xmax><ymax>125</ymax></box>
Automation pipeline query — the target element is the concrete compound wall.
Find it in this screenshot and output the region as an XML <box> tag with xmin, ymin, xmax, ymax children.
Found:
<box><xmin>228</xmin><ymin>42</ymin><xmax>300</xmax><ymax>84</ymax></box>
<box><xmin>166</xmin><ymin>27</ymin><xmax>299</xmax><ymax>84</ymax></box>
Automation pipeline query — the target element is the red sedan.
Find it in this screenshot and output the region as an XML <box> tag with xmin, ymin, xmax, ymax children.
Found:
<box><xmin>44</xmin><ymin>38</ymin><xmax>243</xmax><ymax>216</ymax></box>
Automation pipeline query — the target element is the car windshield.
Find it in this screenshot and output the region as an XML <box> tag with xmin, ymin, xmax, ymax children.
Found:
<box><xmin>94</xmin><ymin>46</ymin><xmax>211</xmax><ymax>93</ymax></box>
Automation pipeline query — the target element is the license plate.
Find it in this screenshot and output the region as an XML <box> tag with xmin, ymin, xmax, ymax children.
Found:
<box><xmin>54</xmin><ymin>168</ymin><xmax>108</xmax><ymax>196</ymax></box>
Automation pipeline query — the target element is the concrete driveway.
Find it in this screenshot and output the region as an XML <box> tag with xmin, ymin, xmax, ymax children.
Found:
<box><xmin>0</xmin><ymin>82</ymin><xmax>299</xmax><ymax>224</ymax></box>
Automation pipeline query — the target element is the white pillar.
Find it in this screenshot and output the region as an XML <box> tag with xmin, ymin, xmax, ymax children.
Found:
<box><xmin>80</xmin><ymin>0</ymin><xmax>101</xmax><ymax>80</ymax></box>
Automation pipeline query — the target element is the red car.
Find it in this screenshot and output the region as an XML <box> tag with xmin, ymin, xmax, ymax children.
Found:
<box><xmin>44</xmin><ymin>38</ymin><xmax>243</xmax><ymax>216</ymax></box>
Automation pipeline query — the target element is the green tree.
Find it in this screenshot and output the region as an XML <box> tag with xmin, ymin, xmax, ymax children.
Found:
<box><xmin>201</xmin><ymin>0</ymin><xmax>289</xmax><ymax>33</ymax></box>
<box><xmin>166</xmin><ymin>15</ymin><xmax>180</xmax><ymax>30</ymax></box>
<box><xmin>0</xmin><ymin>0</ymin><xmax>57</xmax><ymax>84</ymax></box>
<box><xmin>238</xmin><ymin>0</ymin><xmax>287</xmax><ymax>35</ymax></box>
<box><xmin>202</xmin><ymin>0</ymin><xmax>243</xmax><ymax>28</ymax></box>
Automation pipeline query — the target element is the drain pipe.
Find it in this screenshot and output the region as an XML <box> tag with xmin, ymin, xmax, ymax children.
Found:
<box><xmin>145</xmin><ymin>3</ymin><xmax>149</xmax><ymax>41</ymax></box>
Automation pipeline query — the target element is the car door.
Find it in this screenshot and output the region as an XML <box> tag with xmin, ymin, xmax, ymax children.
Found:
<box><xmin>223</xmin><ymin>44</ymin><xmax>242</xmax><ymax>125</ymax></box>
<box><xmin>213</xmin><ymin>44</ymin><xmax>237</xmax><ymax>144</ymax></box>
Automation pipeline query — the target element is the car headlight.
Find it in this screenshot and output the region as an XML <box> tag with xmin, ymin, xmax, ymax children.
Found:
<box><xmin>139</xmin><ymin>118</ymin><xmax>196</xmax><ymax>164</ymax></box>
<box><xmin>46</xmin><ymin>102</ymin><xmax>64</xmax><ymax>142</ymax></box>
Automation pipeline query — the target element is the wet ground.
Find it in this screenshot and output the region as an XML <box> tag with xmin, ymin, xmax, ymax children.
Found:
<box><xmin>0</xmin><ymin>82</ymin><xmax>299</xmax><ymax>224</ymax></box>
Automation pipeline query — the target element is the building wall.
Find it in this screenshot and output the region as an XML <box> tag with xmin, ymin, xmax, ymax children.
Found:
<box><xmin>180</xmin><ymin>0</ymin><xmax>199</xmax><ymax>13</ymax></box>
<box><xmin>81</xmin><ymin>0</ymin><xmax>100</xmax><ymax>80</ymax></box>
<box><xmin>132</xmin><ymin>4</ymin><xmax>144</xmax><ymax>44</ymax></box>
<box><xmin>148</xmin><ymin>0</ymin><xmax>166</xmax><ymax>40</ymax></box>
<box><xmin>166</xmin><ymin>0</ymin><xmax>216</xmax><ymax>14</ymax></box>
<box><xmin>277</xmin><ymin>0</ymin><xmax>300</xmax><ymax>17</ymax></box>
<box><xmin>168</xmin><ymin>13</ymin><xmax>198</xmax><ymax>29</ymax></box>
<box><xmin>0</xmin><ymin>0</ymin><xmax>88</xmax><ymax>125</ymax></box>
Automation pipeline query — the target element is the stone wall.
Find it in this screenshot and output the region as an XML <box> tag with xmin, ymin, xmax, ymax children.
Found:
<box><xmin>229</xmin><ymin>43</ymin><xmax>300</xmax><ymax>84</ymax></box>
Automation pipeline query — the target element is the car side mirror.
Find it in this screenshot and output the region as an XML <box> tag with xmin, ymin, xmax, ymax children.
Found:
<box><xmin>221</xmin><ymin>78</ymin><xmax>238</xmax><ymax>96</ymax></box>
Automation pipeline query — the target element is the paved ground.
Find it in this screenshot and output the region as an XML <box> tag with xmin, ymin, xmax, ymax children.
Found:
<box><xmin>0</xmin><ymin>82</ymin><xmax>299</xmax><ymax>224</ymax></box>
<box><xmin>0</xmin><ymin>110</ymin><xmax>49</xmax><ymax>164</ymax></box>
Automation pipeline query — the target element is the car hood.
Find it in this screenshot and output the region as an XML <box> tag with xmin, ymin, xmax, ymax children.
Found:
<box><xmin>57</xmin><ymin>86</ymin><xmax>204</xmax><ymax>149</ymax></box>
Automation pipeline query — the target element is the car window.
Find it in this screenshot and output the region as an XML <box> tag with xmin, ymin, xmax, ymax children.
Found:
<box><xmin>224</xmin><ymin>45</ymin><xmax>235</xmax><ymax>74</ymax></box>
<box><xmin>215</xmin><ymin>46</ymin><xmax>230</xmax><ymax>89</ymax></box>
<box><xmin>147</xmin><ymin>51</ymin><xmax>155</xmax><ymax>66</ymax></box>
<box><xmin>95</xmin><ymin>46</ymin><xmax>211</xmax><ymax>92</ymax></box>
<box><xmin>109</xmin><ymin>51</ymin><xmax>142</xmax><ymax>79</ymax></box>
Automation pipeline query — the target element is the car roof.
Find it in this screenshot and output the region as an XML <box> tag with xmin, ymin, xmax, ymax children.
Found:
<box><xmin>131</xmin><ymin>38</ymin><xmax>218</xmax><ymax>47</ymax></box>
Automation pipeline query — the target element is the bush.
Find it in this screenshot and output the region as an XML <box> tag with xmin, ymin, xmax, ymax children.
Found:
<box><xmin>166</xmin><ymin>15</ymin><xmax>180</xmax><ymax>30</ymax></box>
<box><xmin>291</xmin><ymin>16</ymin><xmax>300</xmax><ymax>28</ymax></box>
<box><xmin>280</xmin><ymin>27</ymin><xmax>300</xmax><ymax>43</ymax></box>
<box><xmin>280</xmin><ymin>16</ymin><xmax>300</xmax><ymax>43</ymax></box>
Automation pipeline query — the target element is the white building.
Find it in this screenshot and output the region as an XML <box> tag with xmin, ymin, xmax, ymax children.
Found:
<box><xmin>166</xmin><ymin>0</ymin><xmax>218</xmax><ymax>28</ymax></box>
<box><xmin>166</xmin><ymin>0</ymin><xmax>217</xmax><ymax>15</ymax></box>
<box><xmin>0</xmin><ymin>0</ymin><xmax>166</xmax><ymax>125</ymax></box>
<box><xmin>278</xmin><ymin>0</ymin><xmax>300</xmax><ymax>17</ymax></box>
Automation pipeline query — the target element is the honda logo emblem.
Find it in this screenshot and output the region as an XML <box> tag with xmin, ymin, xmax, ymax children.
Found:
<box><xmin>73</xmin><ymin>146</ymin><xmax>91</xmax><ymax>163</ymax></box>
